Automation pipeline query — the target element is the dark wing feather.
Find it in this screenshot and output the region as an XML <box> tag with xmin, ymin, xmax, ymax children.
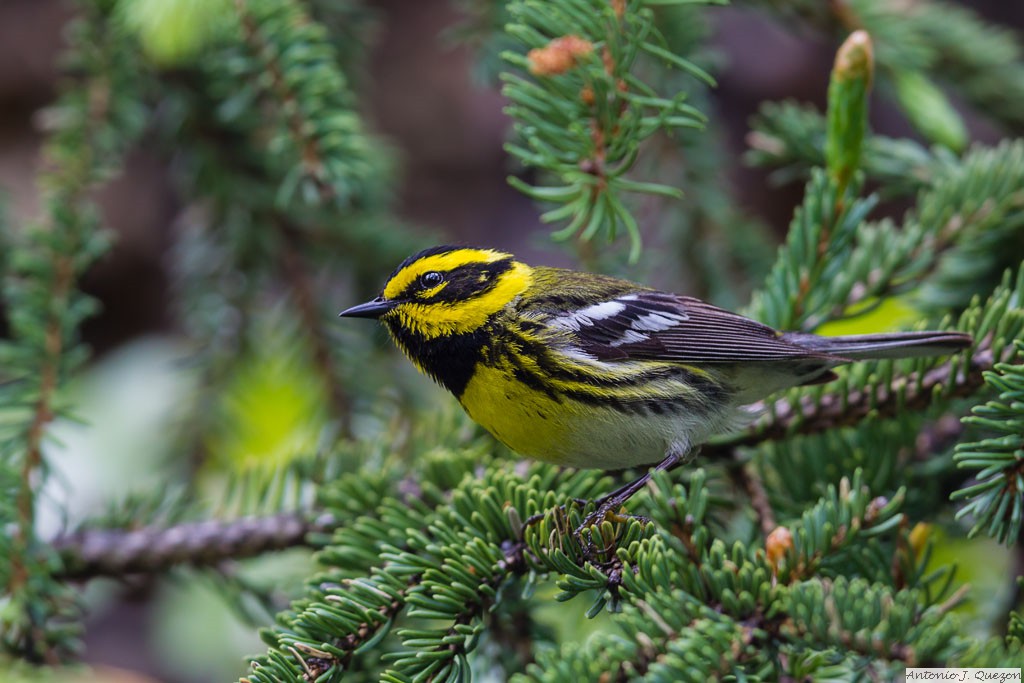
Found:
<box><xmin>555</xmin><ymin>291</ymin><xmax>835</xmax><ymax>364</ymax></box>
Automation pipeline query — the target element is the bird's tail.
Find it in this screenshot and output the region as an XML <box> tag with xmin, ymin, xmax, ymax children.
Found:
<box><xmin>782</xmin><ymin>330</ymin><xmax>972</xmax><ymax>361</ymax></box>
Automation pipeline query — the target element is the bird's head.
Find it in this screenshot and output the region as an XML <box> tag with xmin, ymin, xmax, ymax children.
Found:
<box><xmin>339</xmin><ymin>245</ymin><xmax>533</xmax><ymax>340</ymax></box>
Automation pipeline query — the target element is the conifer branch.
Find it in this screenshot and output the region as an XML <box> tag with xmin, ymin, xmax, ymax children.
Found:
<box><xmin>708</xmin><ymin>346</ymin><xmax>992</xmax><ymax>457</ymax></box>
<box><xmin>781</xmin><ymin>579</ymin><xmax>917</xmax><ymax>664</ymax></box>
<box><xmin>502</xmin><ymin>0</ymin><xmax>714</xmax><ymax>261</ymax></box>
<box><xmin>53</xmin><ymin>513</ymin><xmax>336</xmax><ymax>580</ymax></box>
<box><xmin>0</xmin><ymin>0</ymin><xmax>146</xmax><ymax>661</ymax></box>
<box><xmin>13</xmin><ymin>254</ymin><xmax>74</xmax><ymax>592</ymax></box>
<box><xmin>229</xmin><ymin>0</ymin><xmax>385</xmax><ymax>209</ymax></box>
<box><xmin>747</xmin><ymin>100</ymin><xmax>950</xmax><ymax>196</ymax></box>
<box><xmin>731</xmin><ymin>261</ymin><xmax>1024</xmax><ymax>461</ymax></box>
<box><xmin>952</xmin><ymin>341</ymin><xmax>1024</xmax><ymax>544</ymax></box>
<box><xmin>11</xmin><ymin>44</ymin><xmax>110</xmax><ymax>602</ymax></box>
<box><xmin>746</xmin><ymin>0</ymin><xmax>1024</xmax><ymax>137</ymax></box>
<box><xmin>233</xmin><ymin>0</ymin><xmax>331</xmax><ymax>204</ymax></box>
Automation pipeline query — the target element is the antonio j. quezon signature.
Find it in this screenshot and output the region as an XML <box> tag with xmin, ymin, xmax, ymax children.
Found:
<box><xmin>905</xmin><ymin>668</ymin><xmax>1021</xmax><ymax>682</ymax></box>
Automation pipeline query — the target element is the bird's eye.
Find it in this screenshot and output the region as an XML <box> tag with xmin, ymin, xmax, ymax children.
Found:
<box><xmin>420</xmin><ymin>271</ymin><xmax>444</xmax><ymax>288</ymax></box>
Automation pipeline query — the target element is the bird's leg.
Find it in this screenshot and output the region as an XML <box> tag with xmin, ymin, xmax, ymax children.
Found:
<box><xmin>577</xmin><ymin>443</ymin><xmax>693</xmax><ymax>536</ymax></box>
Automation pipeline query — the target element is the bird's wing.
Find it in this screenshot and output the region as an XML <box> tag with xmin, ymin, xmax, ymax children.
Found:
<box><xmin>541</xmin><ymin>291</ymin><xmax>833</xmax><ymax>363</ymax></box>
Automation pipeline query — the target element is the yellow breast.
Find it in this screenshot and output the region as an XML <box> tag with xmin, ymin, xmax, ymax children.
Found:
<box><xmin>459</xmin><ymin>363</ymin><xmax>576</xmax><ymax>464</ymax></box>
<box><xmin>457</xmin><ymin>361</ymin><xmax>736</xmax><ymax>469</ymax></box>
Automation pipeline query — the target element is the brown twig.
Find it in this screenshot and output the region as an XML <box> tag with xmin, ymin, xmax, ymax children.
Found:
<box><xmin>935</xmin><ymin>583</ymin><xmax>970</xmax><ymax>616</ymax></box>
<box><xmin>53</xmin><ymin>512</ymin><xmax>337</xmax><ymax>579</ymax></box>
<box><xmin>729</xmin><ymin>458</ymin><xmax>778</xmax><ymax>536</ymax></box>
<box><xmin>9</xmin><ymin>255</ymin><xmax>75</xmax><ymax>666</ymax></box>
<box><xmin>15</xmin><ymin>257</ymin><xmax>74</xmax><ymax>559</ymax></box>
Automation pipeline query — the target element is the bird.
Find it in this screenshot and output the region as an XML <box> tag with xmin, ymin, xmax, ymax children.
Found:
<box><xmin>340</xmin><ymin>245</ymin><xmax>972</xmax><ymax>524</ymax></box>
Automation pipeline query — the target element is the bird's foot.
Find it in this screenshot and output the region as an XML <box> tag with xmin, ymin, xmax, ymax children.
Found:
<box><xmin>573</xmin><ymin>502</ymin><xmax>650</xmax><ymax>562</ymax></box>
<box><xmin>522</xmin><ymin>497</ymin><xmax>592</xmax><ymax>529</ymax></box>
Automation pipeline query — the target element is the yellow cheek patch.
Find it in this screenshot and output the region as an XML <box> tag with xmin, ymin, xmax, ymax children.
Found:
<box><xmin>384</xmin><ymin>248</ymin><xmax>512</xmax><ymax>299</ymax></box>
<box><xmin>392</xmin><ymin>261</ymin><xmax>533</xmax><ymax>339</ymax></box>
<box><xmin>416</xmin><ymin>281</ymin><xmax>449</xmax><ymax>299</ymax></box>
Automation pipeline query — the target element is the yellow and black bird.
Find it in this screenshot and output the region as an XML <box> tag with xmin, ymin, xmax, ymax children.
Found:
<box><xmin>340</xmin><ymin>245</ymin><xmax>971</xmax><ymax>516</ymax></box>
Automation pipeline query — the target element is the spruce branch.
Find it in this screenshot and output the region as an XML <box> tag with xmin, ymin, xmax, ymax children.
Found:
<box><xmin>746</xmin><ymin>168</ymin><xmax>876</xmax><ymax>330</ymax></box>
<box><xmin>952</xmin><ymin>340</ymin><xmax>1024</xmax><ymax>544</ymax></box>
<box><xmin>710</xmin><ymin>347</ymin><xmax>991</xmax><ymax>457</ymax></box>
<box><xmin>849</xmin><ymin>0</ymin><xmax>1024</xmax><ymax>134</ymax></box>
<box><xmin>229</xmin><ymin>0</ymin><xmax>387</xmax><ymax>209</ymax></box>
<box><xmin>780</xmin><ymin>576</ymin><xmax>951</xmax><ymax>666</ymax></box>
<box><xmin>820</xmin><ymin>140</ymin><xmax>1024</xmax><ymax>324</ymax></box>
<box><xmin>52</xmin><ymin>512</ymin><xmax>336</xmax><ymax>580</ymax></box>
<box><xmin>912</xmin><ymin>2</ymin><xmax>1024</xmax><ymax>132</ymax></box>
<box><xmin>769</xmin><ymin>473</ymin><xmax>906</xmax><ymax>583</ymax></box>
<box><xmin>0</xmin><ymin>0</ymin><xmax>146</xmax><ymax>661</ymax></box>
<box><xmin>243</xmin><ymin>455</ymin><xmax>629</xmax><ymax>681</ymax></box>
<box><xmin>244</xmin><ymin>573</ymin><xmax>421</xmax><ymax>683</ymax></box>
<box><xmin>232</xmin><ymin>0</ymin><xmax>329</xmax><ymax>204</ymax></box>
<box><xmin>716</xmin><ymin>263</ymin><xmax>1024</xmax><ymax>458</ymax></box>
<box><xmin>749</xmin><ymin>127</ymin><xmax>1024</xmax><ymax>330</ymax></box>
<box><xmin>748</xmin><ymin>29</ymin><xmax>877</xmax><ymax>331</ymax></box>
<box><xmin>501</xmin><ymin>0</ymin><xmax>715</xmax><ymax>261</ymax></box>
<box><xmin>746</xmin><ymin>100</ymin><xmax>950</xmax><ymax>194</ymax></box>
<box><xmin>916</xmin><ymin>142</ymin><xmax>1024</xmax><ymax>312</ymax></box>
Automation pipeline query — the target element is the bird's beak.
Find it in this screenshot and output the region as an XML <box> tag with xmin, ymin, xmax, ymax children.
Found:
<box><xmin>339</xmin><ymin>296</ymin><xmax>396</xmax><ymax>319</ymax></box>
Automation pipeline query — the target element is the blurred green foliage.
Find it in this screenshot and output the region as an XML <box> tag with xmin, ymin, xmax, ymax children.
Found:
<box><xmin>118</xmin><ymin>0</ymin><xmax>233</xmax><ymax>65</ymax></box>
<box><xmin>204</xmin><ymin>314</ymin><xmax>332</xmax><ymax>475</ymax></box>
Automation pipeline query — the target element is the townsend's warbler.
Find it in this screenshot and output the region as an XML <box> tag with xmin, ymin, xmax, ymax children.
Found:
<box><xmin>341</xmin><ymin>245</ymin><xmax>971</xmax><ymax>514</ymax></box>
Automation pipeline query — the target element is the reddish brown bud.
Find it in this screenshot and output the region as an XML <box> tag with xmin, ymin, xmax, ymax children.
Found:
<box><xmin>528</xmin><ymin>35</ymin><xmax>594</xmax><ymax>76</ymax></box>
<box><xmin>766</xmin><ymin>526</ymin><xmax>793</xmax><ymax>569</ymax></box>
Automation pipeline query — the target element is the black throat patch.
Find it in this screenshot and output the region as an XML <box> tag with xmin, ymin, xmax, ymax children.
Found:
<box><xmin>385</xmin><ymin>321</ymin><xmax>488</xmax><ymax>398</ymax></box>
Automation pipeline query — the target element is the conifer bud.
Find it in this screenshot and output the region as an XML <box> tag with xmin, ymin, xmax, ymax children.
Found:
<box><xmin>766</xmin><ymin>526</ymin><xmax>793</xmax><ymax>569</ymax></box>
<box><xmin>528</xmin><ymin>36</ymin><xmax>595</xmax><ymax>76</ymax></box>
<box><xmin>826</xmin><ymin>30</ymin><xmax>874</xmax><ymax>190</ymax></box>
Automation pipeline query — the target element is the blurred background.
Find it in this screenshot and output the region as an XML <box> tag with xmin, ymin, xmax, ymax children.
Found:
<box><xmin>2</xmin><ymin>0</ymin><xmax>1019</xmax><ymax>359</ymax></box>
<box><xmin>1</xmin><ymin>1</ymin><xmax>1022</xmax><ymax>681</ymax></box>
